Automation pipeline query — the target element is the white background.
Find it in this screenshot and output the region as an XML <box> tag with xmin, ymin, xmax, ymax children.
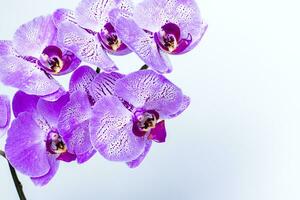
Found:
<box><xmin>1</xmin><ymin>0</ymin><xmax>300</xmax><ymax>199</ymax></box>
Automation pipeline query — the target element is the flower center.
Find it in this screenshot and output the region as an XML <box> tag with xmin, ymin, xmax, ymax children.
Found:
<box><xmin>98</xmin><ymin>23</ymin><xmax>125</xmax><ymax>52</ymax></box>
<box><xmin>132</xmin><ymin>110</ymin><xmax>160</xmax><ymax>137</ymax></box>
<box><xmin>40</xmin><ymin>46</ymin><xmax>64</xmax><ymax>74</ymax></box>
<box><xmin>154</xmin><ymin>22</ymin><xmax>192</xmax><ymax>54</ymax></box>
<box><xmin>47</xmin><ymin>132</ymin><xmax>67</xmax><ymax>154</ymax></box>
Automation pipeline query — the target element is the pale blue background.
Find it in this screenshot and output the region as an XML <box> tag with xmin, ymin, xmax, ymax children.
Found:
<box><xmin>1</xmin><ymin>0</ymin><xmax>300</xmax><ymax>199</ymax></box>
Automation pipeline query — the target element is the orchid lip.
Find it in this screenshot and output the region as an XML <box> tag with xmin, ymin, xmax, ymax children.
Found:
<box><xmin>46</xmin><ymin>131</ymin><xmax>67</xmax><ymax>155</ymax></box>
<box><xmin>132</xmin><ymin>109</ymin><xmax>160</xmax><ymax>137</ymax></box>
<box><xmin>154</xmin><ymin>22</ymin><xmax>193</xmax><ymax>54</ymax></box>
<box><xmin>39</xmin><ymin>46</ymin><xmax>64</xmax><ymax>74</ymax></box>
<box><xmin>98</xmin><ymin>22</ymin><xmax>128</xmax><ymax>52</ymax></box>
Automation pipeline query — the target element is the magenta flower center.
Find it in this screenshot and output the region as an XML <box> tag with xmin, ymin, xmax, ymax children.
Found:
<box><xmin>40</xmin><ymin>46</ymin><xmax>64</xmax><ymax>74</ymax></box>
<box><xmin>47</xmin><ymin>132</ymin><xmax>67</xmax><ymax>154</ymax></box>
<box><xmin>98</xmin><ymin>22</ymin><xmax>127</xmax><ymax>52</ymax></box>
<box><xmin>132</xmin><ymin>110</ymin><xmax>160</xmax><ymax>137</ymax></box>
<box><xmin>154</xmin><ymin>22</ymin><xmax>192</xmax><ymax>54</ymax></box>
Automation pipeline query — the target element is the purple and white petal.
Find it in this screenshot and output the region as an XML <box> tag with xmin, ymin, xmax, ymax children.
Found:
<box><xmin>12</xmin><ymin>91</ymin><xmax>39</xmax><ymax>117</ymax></box>
<box><xmin>5</xmin><ymin>112</ymin><xmax>50</xmax><ymax>177</ymax></box>
<box><xmin>88</xmin><ymin>72</ymin><xmax>124</xmax><ymax>102</ymax></box>
<box><xmin>69</xmin><ymin>66</ymin><xmax>97</xmax><ymax>94</ymax></box>
<box><xmin>76</xmin><ymin>0</ymin><xmax>133</xmax><ymax>32</ymax></box>
<box><xmin>126</xmin><ymin>140</ymin><xmax>152</xmax><ymax>168</ymax></box>
<box><xmin>115</xmin><ymin>70</ymin><xmax>183</xmax><ymax>117</ymax></box>
<box><xmin>37</xmin><ymin>93</ymin><xmax>70</xmax><ymax>128</ymax></box>
<box><xmin>0</xmin><ymin>95</ymin><xmax>11</xmax><ymax>137</ymax></box>
<box><xmin>0</xmin><ymin>40</ymin><xmax>16</xmax><ymax>56</ymax></box>
<box><xmin>13</xmin><ymin>15</ymin><xmax>57</xmax><ymax>57</ymax></box>
<box><xmin>57</xmin><ymin>22</ymin><xmax>117</xmax><ymax>71</ymax></box>
<box><xmin>168</xmin><ymin>95</ymin><xmax>190</xmax><ymax>118</ymax></box>
<box><xmin>110</xmin><ymin>9</ymin><xmax>172</xmax><ymax>73</ymax></box>
<box><xmin>53</xmin><ymin>8</ymin><xmax>77</xmax><ymax>27</ymax></box>
<box><xmin>0</xmin><ymin>56</ymin><xmax>61</xmax><ymax>96</ymax></box>
<box><xmin>90</xmin><ymin>96</ymin><xmax>145</xmax><ymax>162</ymax></box>
<box><xmin>77</xmin><ymin>148</ymin><xmax>96</xmax><ymax>164</ymax></box>
<box><xmin>133</xmin><ymin>0</ymin><xmax>207</xmax><ymax>53</ymax></box>
<box><xmin>31</xmin><ymin>154</ymin><xmax>59</xmax><ymax>186</ymax></box>
<box><xmin>40</xmin><ymin>87</ymin><xmax>66</xmax><ymax>102</ymax></box>
<box><xmin>62</xmin><ymin>120</ymin><xmax>93</xmax><ymax>157</ymax></box>
<box><xmin>58</xmin><ymin>90</ymin><xmax>92</xmax><ymax>133</ymax></box>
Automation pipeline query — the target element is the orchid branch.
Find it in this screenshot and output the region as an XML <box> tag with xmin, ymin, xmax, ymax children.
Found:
<box><xmin>0</xmin><ymin>150</ymin><xmax>27</xmax><ymax>200</ymax></box>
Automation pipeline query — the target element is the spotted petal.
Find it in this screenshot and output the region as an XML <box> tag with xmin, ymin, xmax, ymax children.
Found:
<box><xmin>133</xmin><ymin>0</ymin><xmax>207</xmax><ymax>53</ymax></box>
<box><xmin>53</xmin><ymin>8</ymin><xmax>77</xmax><ymax>27</ymax></box>
<box><xmin>5</xmin><ymin>112</ymin><xmax>50</xmax><ymax>177</ymax></box>
<box><xmin>110</xmin><ymin>9</ymin><xmax>172</xmax><ymax>73</ymax></box>
<box><xmin>76</xmin><ymin>0</ymin><xmax>133</xmax><ymax>32</ymax></box>
<box><xmin>115</xmin><ymin>70</ymin><xmax>183</xmax><ymax>118</ymax></box>
<box><xmin>88</xmin><ymin>72</ymin><xmax>124</xmax><ymax>102</ymax></box>
<box><xmin>57</xmin><ymin>22</ymin><xmax>117</xmax><ymax>71</ymax></box>
<box><xmin>0</xmin><ymin>95</ymin><xmax>11</xmax><ymax>137</ymax></box>
<box><xmin>0</xmin><ymin>56</ymin><xmax>61</xmax><ymax>96</ymax></box>
<box><xmin>69</xmin><ymin>65</ymin><xmax>97</xmax><ymax>94</ymax></box>
<box><xmin>90</xmin><ymin>96</ymin><xmax>145</xmax><ymax>162</ymax></box>
<box><xmin>13</xmin><ymin>15</ymin><xmax>57</xmax><ymax>57</ymax></box>
<box><xmin>0</xmin><ymin>40</ymin><xmax>16</xmax><ymax>56</ymax></box>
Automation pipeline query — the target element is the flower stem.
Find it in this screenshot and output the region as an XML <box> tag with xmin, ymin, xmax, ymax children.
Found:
<box><xmin>0</xmin><ymin>150</ymin><xmax>27</xmax><ymax>200</ymax></box>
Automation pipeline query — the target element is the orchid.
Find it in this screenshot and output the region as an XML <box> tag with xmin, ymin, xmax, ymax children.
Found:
<box><xmin>90</xmin><ymin>70</ymin><xmax>190</xmax><ymax>167</ymax></box>
<box><xmin>0</xmin><ymin>95</ymin><xmax>11</xmax><ymax>138</ymax></box>
<box><xmin>5</xmin><ymin>91</ymin><xmax>85</xmax><ymax>186</ymax></box>
<box><xmin>0</xmin><ymin>0</ymin><xmax>206</xmax><ymax>198</ymax></box>
<box><xmin>109</xmin><ymin>0</ymin><xmax>207</xmax><ymax>73</ymax></box>
<box><xmin>0</xmin><ymin>15</ymin><xmax>81</xmax><ymax>101</ymax></box>
<box><xmin>55</xmin><ymin>0</ymin><xmax>133</xmax><ymax>72</ymax></box>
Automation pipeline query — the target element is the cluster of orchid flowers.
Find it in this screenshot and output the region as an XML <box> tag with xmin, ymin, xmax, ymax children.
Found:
<box><xmin>0</xmin><ymin>0</ymin><xmax>206</xmax><ymax>187</ymax></box>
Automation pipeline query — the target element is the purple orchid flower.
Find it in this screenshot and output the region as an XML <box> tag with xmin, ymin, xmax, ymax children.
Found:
<box><xmin>57</xmin><ymin>66</ymin><xmax>125</xmax><ymax>162</ymax></box>
<box><xmin>0</xmin><ymin>15</ymin><xmax>81</xmax><ymax>101</ymax></box>
<box><xmin>54</xmin><ymin>0</ymin><xmax>133</xmax><ymax>72</ymax></box>
<box><xmin>0</xmin><ymin>95</ymin><xmax>11</xmax><ymax>138</ymax></box>
<box><xmin>109</xmin><ymin>0</ymin><xmax>207</xmax><ymax>73</ymax></box>
<box><xmin>90</xmin><ymin>69</ymin><xmax>190</xmax><ymax>168</ymax></box>
<box><xmin>5</xmin><ymin>91</ymin><xmax>82</xmax><ymax>186</ymax></box>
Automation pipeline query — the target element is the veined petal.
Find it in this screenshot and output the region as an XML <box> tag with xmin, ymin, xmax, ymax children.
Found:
<box><xmin>31</xmin><ymin>154</ymin><xmax>59</xmax><ymax>186</ymax></box>
<box><xmin>115</xmin><ymin>70</ymin><xmax>183</xmax><ymax>117</ymax></box>
<box><xmin>37</xmin><ymin>93</ymin><xmax>70</xmax><ymax>128</ymax></box>
<box><xmin>76</xmin><ymin>0</ymin><xmax>133</xmax><ymax>32</ymax></box>
<box><xmin>133</xmin><ymin>0</ymin><xmax>207</xmax><ymax>53</ymax></box>
<box><xmin>69</xmin><ymin>66</ymin><xmax>97</xmax><ymax>94</ymax></box>
<box><xmin>90</xmin><ymin>96</ymin><xmax>145</xmax><ymax>162</ymax></box>
<box><xmin>40</xmin><ymin>87</ymin><xmax>66</xmax><ymax>102</ymax></box>
<box><xmin>0</xmin><ymin>56</ymin><xmax>61</xmax><ymax>96</ymax></box>
<box><xmin>0</xmin><ymin>95</ymin><xmax>11</xmax><ymax>137</ymax></box>
<box><xmin>5</xmin><ymin>112</ymin><xmax>50</xmax><ymax>177</ymax></box>
<box><xmin>62</xmin><ymin>120</ymin><xmax>94</xmax><ymax>158</ymax></box>
<box><xmin>12</xmin><ymin>91</ymin><xmax>39</xmax><ymax>117</ymax></box>
<box><xmin>57</xmin><ymin>22</ymin><xmax>117</xmax><ymax>72</ymax></box>
<box><xmin>126</xmin><ymin>140</ymin><xmax>152</xmax><ymax>168</ymax></box>
<box><xmin>77</xmin><ymin>148</ymin><xmax>96</xmax><ymax>164</ymax></box>
<box><xmin>88</xmin><ymin>71</ymin><xmax>124</xmax><ymax>102</ymax></box>
<box><xmin>168</xmin><ymin>95</ymin><xmax>190</xmax><ymax>118</ymax></box>
<box><xmin>110</xmin><ymin>9</ymin><xmax>172</xmax><ymax>73</ymax></box>
<box><xmin>58</xmin><ymin>90</ymin><xmax>92</xmax><ymax>133</ymax></box>
<box><xmin>53</xmin><ymin>8</ymin><xmax>77</xmax><ymax>27</ymax></box>
<box><xmin>0</xmin><ymin>40</ymin><xmax>16</xmax><ymax>56</ymax></box>
<box><xmin>13</xmin><ymin>15</ymin><xmax>57</xmax><ymax>57</ymax></box>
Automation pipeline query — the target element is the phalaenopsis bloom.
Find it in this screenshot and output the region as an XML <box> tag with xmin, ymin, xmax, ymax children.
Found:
<box><xmin>0</xmin><ymin>15</ymin><xmax>81</xmax><ymax>101</ymax></box>
<box><xmin>0</xmin><ymin>0</ymin><xmax>206</xmax><ymax>194</ymax></box>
